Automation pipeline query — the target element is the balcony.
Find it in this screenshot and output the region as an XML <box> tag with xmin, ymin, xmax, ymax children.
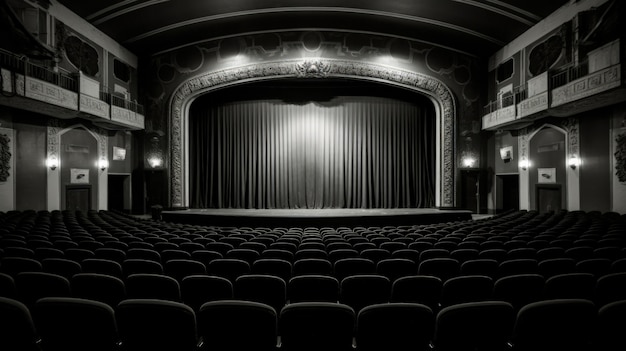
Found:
<box><xmin>0</xmin><ymin>49</ymin><xmax>144</xmax><ymax>130</ymax></box>
<box><xmin>482</xmin><ymin>39</ymin><xmax>623</xmax><ymax>131</ymax></box>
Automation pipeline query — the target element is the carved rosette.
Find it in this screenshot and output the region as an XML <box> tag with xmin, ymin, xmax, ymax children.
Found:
<box><xmin>169</xmin><ymin>59</ymin><xmax>456</xmax><ymax>207</ymax></box>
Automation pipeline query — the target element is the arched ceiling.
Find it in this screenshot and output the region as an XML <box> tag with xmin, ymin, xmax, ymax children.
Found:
<box><xmin>56</xmin><ymin>0</ymin><xmax>570</xmax><ymax>58</ymax></box>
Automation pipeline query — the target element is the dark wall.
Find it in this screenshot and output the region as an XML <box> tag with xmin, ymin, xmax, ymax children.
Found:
<box><xmin>108</xmin><ymin>131</ymin><xmax>133</xmax><ymax>174</ymax></box>
<box><xmin>580</xmin><ymin>108</ymin><xmax>612</xmax><ymax>212</ymax></box>
<box><xmin>494</xmin><ymin>131</ymin><xmax>519</xmax><ymax>174</ymax></box>
<box><xmin>0</xmin><ymin>107</ymin><xmax>47</xmax><ymax>211</ymax></box>
<box><xmin>15</xmin><ymin>121</ymin><xmax>46</xmax><ymax>211</ymax></box>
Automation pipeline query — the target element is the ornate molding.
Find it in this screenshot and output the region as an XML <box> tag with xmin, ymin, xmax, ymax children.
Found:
<box><xmin>561</xmin><ymin>117</ymin><xmax>579</xmax><ymax>156</ymax></box>
<box><xmin>169</xmin><ymin>59</ymin><xmax>456</xmax><ymax>207</ymax></box>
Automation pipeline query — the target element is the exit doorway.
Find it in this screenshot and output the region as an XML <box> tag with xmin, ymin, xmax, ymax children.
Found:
<box><xmin>108</xmin><ymin>174</ymin><xmax>132</xmax><ymax>213</ymax></box>
<box><xmin>496</xmin><ymin>174</ymin><xmax>519</xmax><ymax>213</ymax></box>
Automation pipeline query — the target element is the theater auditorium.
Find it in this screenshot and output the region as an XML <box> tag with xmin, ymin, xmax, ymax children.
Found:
<box><xmin>0</xmin><ymin>0</ymin><xmax>625</xmax><ymax>350</ymax></box>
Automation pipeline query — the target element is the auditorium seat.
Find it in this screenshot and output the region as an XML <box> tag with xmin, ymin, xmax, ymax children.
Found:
<box><xmin>512</xmin><ymin>299</ymin><xmax>596</xmax><ymax>351</ymax></box>
<box><xmin>537</xmin><ymin>258</ymin><xmax>576</xmax><ymax>278</ymax></box>
<box><xmin>164</xmin><ymin>259</ymin><xmax>207</xmax><ymax>282</ymax></box>
<box><xmin>3</xmin><ymin>246</ymin><xmax>36</xmax><ymax>259</ymax></box>
<box><xmin>161</xmin><ymin>249</ymin><xmax>192</xmax><ymax>262</ymax></box>
<box><xmin>356</xmin><ymin>302</ymin><xmax>434</xmax><ymax>351</ymax></box>
<box><xmin>234</xmin><ymin>274</ymin><xmax>286</xmax><ymax>312</ymax></box>
<box><xmin>0</xmin><ymin>272</ymin><xmax>17</xmax><ymax>299</ymax></box>
<box><xmin>293</xmin><ymin>258</ymin><xmax>333</xmax><ymax>276</ymax></box>
<box><xmin>15</xmin><ymin>271</ymin><xmax>71</xmax><ymax>307</ymax></box>
<box><xmin>450</xmin><ymin>248</ymin><xmax>479</xmax><ymax>263</ymax></box>
<box><xmin>391</xmin><ymin>248</ymin><xmax>421</xmax><ymax>263</ymax></box>
<box><xmin>594</xmin><ymin>272</ymin><xmax>626</xmax><ymax>306</ymax></box>
<box><xmin>328</xmin><ymin>249</ymin><xmax>360</xmax><ymax>262</ymax></box>
<box><xmin>122</xmin><ymin>258</ymin><xmax>164</xmax><ymax>276</ymax></box>
<box><xmin>497</xmin><ymin>259</ymin><xmax>538</xmax><ymax>278</ymax></box>
<box><xmin>42</xmin><ymin>257</ymin><xmax>83</xmax><ymax>279</ymax></box>
<box><xmin>288</xmin><ymin>275</ymin><xmax>339</xmax><ymax>303</ymax></box>
<box><xmin>433</xmin><ymin>301</ymin><xmax>515</xmax><ymax>351</ymax></box>
<box><xmin>190</xmin><ymin>249</ymin><xmax>223</xmax><ymax>267</ymax></box>
<box><xmin>390</xmin><ymin>275</ymin><xmax>442</xmax><ymax>311</ymax></box>
<box><xmin>295</xmin><ymin>249</ymin><xmax>328</xmax><ymax>260</ymax></box>
<box><xmin>226</xmin><ymin>248</ymin><xmax>261</xmax><ymax>264</ymax></box>
<box><xmin>252</xmin><ymin>258</ymin><xmax>293</xmax><ymax>282</ymax></box>
<box><xmin>610</xmin><ymin>257</ymin><xmax>626</xmax><ymax>273</ymax></box>
<box><xmin>198</xmin><ymin>300</ymin><xmax>277</xmax><ymax>351</ymax></box>
<box><xmin>460</xmin><ymin>259</ymin><xmax>499</xmax><ymax>278</ymax></box>
<box><xmin>116</xmin><ymin>299</ymin><xmax>198</xmax><ymax>351</ymax></box>
<box><xmin>34</xmin><ymin>297</ymin><xmax>118</xmax><ymax>351</ymax></box>
<box><xmin>0</xmin><ymin>256</ymin><xmax>42</xmax><ymax>276</ymax></box>
<box><xmin>418</xmin><ymin>258</ymin><xmax>460</xmax><ymax>281</ymax></box>
<box><xmin>207</xmin><ymin>258</ymin><xmax>251</xmax><ymax>282</ymax></box>
<box><xmin>359</xmin><ymin>248</ymin><xmax>391</xmax><ymax>263</ymax></box>
<box><xmin>153</xmin><ymin>242</ymin><xmax>179</xmax><ymax>252</ymax></box>
<box><xmin>492</xmin><ymin>274</ymin><xmax>545</xmax><ymax>311</ymax></box>
<box><xmin>82</xmin><ymin>258</ymin><xmax>124</xmax><ymax>279</ymax></box>
<box><xmin>94</xmin><ymin>248</ymin><xmax>126</xmax><ymax>263</ymax></box>
<box><xmin>34</xmin><ymin>247</ymin><xmax>65</xmax><ymax>260</ymax></box>
<box><xmin>478</xmin><ymin>249</ymin><xmax>507</xmax><ymax>262</ymax></box>
<box><xmin>181</xmin><ymin>275</ymin><xmax>233</xmax><ymax>311</ymax></box>
<box><xmin>340</xmin><ymin>274</ymin><xmax>391</xmax><ymax>312</ymax></box>
<box><xmin>596</xmin><ymin>300</ymin><xmax>626</xmax><ymax>351</ymax></box>
<box><xmin>376</xmin><ymin>258</ymin><xmax>417</xmax><ymax>282</ymax></box>
<box><xmin>64</xmin><ymin>248</ymin><xmax>96</xmax><ymax>262</ymax></box>
<box><xmin>419</xmin><ymin>248</ymin><xmax>450</xmax><ymax>261</ymax></box>
<box><xmin>543</xmin><ymin>273</ymin><xmax>596</xmax><ymax>300</ymax></box>
<box><xmin>575</xmin><ymin>258</ymin><xmax>611</xmax><ymax>278</ymax></box>
<box><xmin>71</xmin><ymin>273</ymin><xmax>126</xmax><ymax>308</ymax></box>
<box><xmin>279</xmin><ymin>302</ymin><xmax>355</xmax><ymax>351</ymax></box>
<box><xmin>0</xmin><ymin>297</ymin><xmax>40</xmax><ymax>351</ymax></box>
<box><xmin>126</xmin><ymin>248</ymin><xmax>161</xmax><ymax>263</ymax></box>
<box><xmin>239</xmin><ymin>241</ymin><xmax>267</xmax><ymax>253</ymax></box>
<box><xmin>440</xmin><ymin>275</ymin><xmax>493</xmax><ymax>307</ymax></box>
<box><xmin>126</xmin><ymin>273</ymin><xmax>181</xmax><ymax>301</ymax></box>
<box><xmin>333</xmin><ymin>258</ymin><xmax>376</xmax><ymax>281</ymax></box>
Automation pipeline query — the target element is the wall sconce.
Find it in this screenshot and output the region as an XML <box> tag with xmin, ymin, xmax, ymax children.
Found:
<box><xmin>98</xmin><ymin>158</ymin><xmax>109</xmax><ymax>171</ymax></box>
<box><xmin>462</xmin><ymin>157</ymin><xmax>476</xmax><ymax>168</ymax></box>
<box><xmin>568</xmin><ymin>155</ymin><xmax>580</xmax><ymax>169</ymax></box>
<box><xmin>46</xmin><ymin>156</ymin><xmax>58</xmax><ymax>170</ymax></box>
<box><xmin>519</xmin><ymin>158</ymin><xmax>529</xmax><ymax>171</ymax></box>
<box><xmin>148</xmin><ymin>157</ymin><xmax>163</xmax><ymax>168</ymax></box>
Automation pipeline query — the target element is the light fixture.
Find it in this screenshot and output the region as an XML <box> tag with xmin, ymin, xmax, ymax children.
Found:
<box><xmin>462</xmin><ymin>157</ymin><xmax>476</xmax><ymax>168</ymax></box>
<box><xmin>98</xmin><ymin>158</ymin><xmax>109</xmax><ymax>171</ymax></box>
<box><xmin>148</xmin><ymin>157</ymin><xmax>163</xmax><ymax>168</ymax></box>
<box><xmin>519</xmin><ymin>158</ymin><xmax>529</xmax><ymax>171</ymax></box>
<box><xmin>46</xmin><ymin>156</ymin><xmax>58</xmax><ymax>170</ymax></box>
<box><xmin>568</xmin><ymin>155</ymin><xmax>580</xmax><ymax>169</ymax></box>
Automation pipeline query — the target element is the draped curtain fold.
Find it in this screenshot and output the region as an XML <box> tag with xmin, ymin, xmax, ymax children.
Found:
<box><xmin>190</xmin><ymin>95</ymin><xmax>435</xmax><ymax>209</ymax></box>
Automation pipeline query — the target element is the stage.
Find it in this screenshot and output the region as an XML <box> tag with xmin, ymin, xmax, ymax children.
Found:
<box><xmin>160</xmin><ymin>208</ymin><xmax>474</xmax><ymax>228</ymax></box>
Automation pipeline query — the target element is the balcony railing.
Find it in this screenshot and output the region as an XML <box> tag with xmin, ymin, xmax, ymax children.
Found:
<box><xmin>550</xmin><ymin>62</ymin><xmax>589</xmax><ymax>89</ymax></box>
<box><xmin>111</xmin><ymin>94</ymin><xmax>144</xmax><ymax>115</ymax></box>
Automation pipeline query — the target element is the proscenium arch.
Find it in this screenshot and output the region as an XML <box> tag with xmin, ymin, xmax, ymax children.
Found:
<box><xmin>168</xmin><ymin>59</ymin><xmax>457</xmax><ymax>208</ymax></box>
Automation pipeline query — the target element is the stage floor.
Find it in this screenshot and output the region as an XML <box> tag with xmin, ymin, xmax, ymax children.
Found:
<box><xmin>161</xmin><ymin>208</ymin><xmax>474</xmax><ymax>228</ymax></box>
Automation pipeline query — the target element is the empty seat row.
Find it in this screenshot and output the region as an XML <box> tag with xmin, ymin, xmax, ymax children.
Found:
<box><xmin>2</xmin><ymin>296</ymin><xmax>625</xmax><ymax>351</ymax></box>
<box><xmin>2</xmin><ymin>270</ymin><xmax>626</xmax><ymax>315</ymax></box>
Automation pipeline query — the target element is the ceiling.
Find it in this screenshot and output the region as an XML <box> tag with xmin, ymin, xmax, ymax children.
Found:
<box><xmin>56</xmin><ymin>0</ymin><xmax>570</xmax><ymax>58</ymax></box>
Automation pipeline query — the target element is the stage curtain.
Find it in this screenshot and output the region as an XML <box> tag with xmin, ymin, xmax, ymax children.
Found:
<box><xmin>190</xmin><ymin>96</ymin><xmax>435</xmax><ymax>209</ymax></box>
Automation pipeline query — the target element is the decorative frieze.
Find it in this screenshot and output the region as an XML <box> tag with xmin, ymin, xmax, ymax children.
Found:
<box><xmin>551</xmin><ymin>64</ymin><xmax>621</xmax><ymax>107</ymax></box>
<box><xmin>80</xmin><ymin>95</ymin><xmax>110</xmax><ymax>119</ymax></box>
<box><xmin>24</xmin><ymin>77</ymin><xmax>78</xmax><ymax>110</ymax></box>
<box><xmin>517</xmin><ymin>92</ymin><xmax>549</xmax><ymax>118</ymax></box>
<box><xmin>111</xmin><ymin>106</ymin><xmax>145</xmax><ymax>129</ymax></box>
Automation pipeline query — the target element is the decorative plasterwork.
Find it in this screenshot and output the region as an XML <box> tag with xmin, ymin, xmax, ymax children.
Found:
<box><xmin>561</xmin><ymin>117</ymin><xmax>579</xmax><ymax>157</ymax></box>
<box><xmin>47</xmin><ymin>120</ymin><xmax>108</xmax><ymax>161</ymax></box>
<box><xmin>169</xmin><ymin>59</ymin><xmax>457</xmax><ymax>208</ymax></box>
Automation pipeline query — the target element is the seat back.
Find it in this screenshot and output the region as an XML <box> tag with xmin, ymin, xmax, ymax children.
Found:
<box><xmin>34</xmin><ymin>297</ymin><xmax>117</xmax><ymax>351</ymax></box>
<box><xmin>0</xmin><ymin>297</ymin><xmax>40</xmax><ymax>351</ymax></box>
<box><xmin>288</xmin><ymin>275</ymin><xmax>339</xmax><ymax>303</ymax></box>
<box><xmin>71</xmin><ymin>273</ymin><xmax>126</xmax><ymax>307</ymax></box>
<box><xmin>356</xmin><ymin>302</ymin><xmax>434</xmax><ymax>351</ymax></box>
<box><xmin>340</xmin><ymin>274</ymin><xmax>390</xmax><ymax>312</ymax></box>
<box><xmin>198</xmin><ymin>300</ymin><xmax>277</xmax><ymax>351</ymax></box>
<box><xmin>116</xmin><ymin>299</ymin><xmax>198</xmax><ymax>351</ymax></box>
<box><xmin>234</xmin><ymin>274</ymin><xmax>286</xmax><ymax>312</ymax></box>
<box><xmin>279</xmin><ymin>302</ymin><xmax>355</xmax><ymax>351</ymax></box>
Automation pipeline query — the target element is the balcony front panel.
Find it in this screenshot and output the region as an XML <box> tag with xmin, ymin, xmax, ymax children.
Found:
<box><xmin>551</xmin><ymin>64</ymin><xmax>621</xmax><ymax>107</ymax></box>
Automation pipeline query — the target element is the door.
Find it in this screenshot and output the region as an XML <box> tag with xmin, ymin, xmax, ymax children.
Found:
<box><xmin>66</xmin><ymin>185</ymin><xmax>91</xmax><ymax>213</ymax></box>
<box><xmin>496</xmin><ymin>174</ymin><xmax>519</xmax><ymax>213</ymax></box>
<box><xmin>461</xmin><ymin>170</ymin><xmax>479</xmax><ymax>213</ymax></box>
